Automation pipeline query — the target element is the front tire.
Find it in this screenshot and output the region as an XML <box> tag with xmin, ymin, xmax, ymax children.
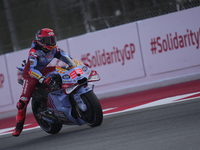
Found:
<box><xmin>81</xmin><ymin>91</ymin><xmax>103</xmax><ymax>127</ymax></box>
<box><xmin>32</xmin><ymin>98</ymin><xmax>62</xmax><ymax>134</ymax></box>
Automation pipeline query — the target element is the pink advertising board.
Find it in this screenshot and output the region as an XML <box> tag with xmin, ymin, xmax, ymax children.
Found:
<box><xmin>138</xmin><ymin>6</ymin><xmax>200</xmax><ymax>76</ymax></box>
<box><xmin>67</xmin><ymin>22</ymin><xmax>145</xmax><ymax>89</ymax></box>
<box><xmin>0</xmin><ymin>55</ymin><xmax>13</xmax><ymax>108</ymax></box>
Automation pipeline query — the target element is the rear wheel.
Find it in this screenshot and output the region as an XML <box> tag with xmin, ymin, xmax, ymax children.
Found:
<box><xmin>32</xmin><ymin>98</ymin><xmax>62</xmax><ymax>134</ymax></box>
<box><xmin>81</xmin><ymin>91</ymin><xmax>103</xmax><ymax>127</ymax></box>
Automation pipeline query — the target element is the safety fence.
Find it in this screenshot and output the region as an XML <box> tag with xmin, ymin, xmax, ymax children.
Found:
<box><xmin>0</xmin><ymin>0</ymin><xmax>200</xmax><ymax>55</ymax></box>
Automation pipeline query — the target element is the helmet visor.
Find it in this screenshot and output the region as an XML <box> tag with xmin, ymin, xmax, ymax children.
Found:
<box><xmin>42</xmin><ymin>36</ymin><xmax>56</xmax><ymax>46</ymax></box>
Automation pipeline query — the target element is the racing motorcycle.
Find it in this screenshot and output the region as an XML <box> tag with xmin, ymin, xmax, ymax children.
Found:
<box><xmin>17</xmin><ymin>56</ymin><xmax>103</xmax><ymax>134</ymax></box>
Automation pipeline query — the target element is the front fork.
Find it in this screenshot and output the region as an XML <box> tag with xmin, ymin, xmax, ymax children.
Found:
<box><xmin>73</xmin><ymin>86</ymin><xmax>92</xmax><ymax>112</ymax></box>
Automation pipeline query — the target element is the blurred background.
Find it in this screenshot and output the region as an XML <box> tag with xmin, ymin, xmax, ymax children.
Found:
<box><xmin>0</xmin><ymin>0</ymin><xmax>199</xmax><ymax>55</ymax></box>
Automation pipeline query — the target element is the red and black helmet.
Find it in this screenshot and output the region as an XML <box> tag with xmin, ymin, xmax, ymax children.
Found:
<box><xmin>35</xmin><ymin>28</ymin><xmax>57</xmax><ymax>51</ymax></box>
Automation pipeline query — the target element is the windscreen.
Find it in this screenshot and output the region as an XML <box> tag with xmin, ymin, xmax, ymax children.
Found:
<box><xmin>59</xmin><ymin>55</ymin><xmax>77</xmax><ymax>68</ymax></box>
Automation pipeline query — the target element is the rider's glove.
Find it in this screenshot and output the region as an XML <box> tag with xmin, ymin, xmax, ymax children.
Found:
<box><xmin>39</xmin><ymin>76</ymin><xmax>51</xmax><ymax>85</ymax></box>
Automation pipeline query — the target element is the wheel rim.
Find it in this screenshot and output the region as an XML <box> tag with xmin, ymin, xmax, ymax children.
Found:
<box><xmin>81</xmin><ymin>95</ymin><xmax>95</xmax><ymax>125</ymax></box>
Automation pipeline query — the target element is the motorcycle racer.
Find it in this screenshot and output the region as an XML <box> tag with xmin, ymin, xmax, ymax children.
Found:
<box><xmin>12</xmin><ymin>28</ymin><xmax>73</xmax><ymax>136</ymax></box>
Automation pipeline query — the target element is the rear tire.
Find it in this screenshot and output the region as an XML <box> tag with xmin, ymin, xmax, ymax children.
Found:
<box><xmin>32</xmin><ymin>98</ymin><xmax>62</xmax><ymax>134</ymax></box>
<box><xmin>81</xmin><ymin>91</ymin><xmax>103</xmax><ymax>127</ymax></box>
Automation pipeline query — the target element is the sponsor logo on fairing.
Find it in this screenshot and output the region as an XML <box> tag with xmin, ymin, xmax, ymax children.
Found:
<box><xmin>82</xmin><ymin>66</ymin><xmax>88</xmax><ymax>72</ymax></box>
<box><xmin>62</xmin><ymin>74</ymin><xmax>70</xmax><ymax>79</ymax></box>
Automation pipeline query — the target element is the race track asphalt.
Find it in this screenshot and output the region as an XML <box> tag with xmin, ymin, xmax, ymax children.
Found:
<box><xmin>1</xmin><ymin>97</ymin><xmax>200</xmax><ymax>150</ymax></box>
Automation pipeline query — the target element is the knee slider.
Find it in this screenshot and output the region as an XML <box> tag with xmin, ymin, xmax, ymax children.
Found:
<box><xmin>16</xmin><ymin>100</ymin><xmax>25</xmax><ymax>110</ymax></box>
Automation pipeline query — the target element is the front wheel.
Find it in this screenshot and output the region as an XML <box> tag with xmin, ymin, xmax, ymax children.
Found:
<box><xmin>81</xmin><ymin>91</ymin><xmax>103</xmax><ymax>127</ymax></box>
<box><xmin>32</xmin><ymin>98</ymin><xmax>62</xmax><ymax>134</ymax></box>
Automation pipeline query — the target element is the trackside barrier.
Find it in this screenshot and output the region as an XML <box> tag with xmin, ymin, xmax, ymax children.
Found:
<box><xmin>0</xmin><ymin>6</ymin><xmax>200</xmax><ymax>114</ymax></box>
<box><xmin>67</xmin><ymin>6</ymin><xmax>200</xmax><ymax>99</ymax></box>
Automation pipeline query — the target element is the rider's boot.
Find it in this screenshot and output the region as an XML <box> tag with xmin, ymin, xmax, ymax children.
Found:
<box><xmin>12</xmin><ymin>98</ymin><xmax>28</xmax><ymax>137</ymax></box>
<box><xmin>12</xmin><ymin>117</ymin><xmax>25</xmax><ymax>137</ymax></box>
